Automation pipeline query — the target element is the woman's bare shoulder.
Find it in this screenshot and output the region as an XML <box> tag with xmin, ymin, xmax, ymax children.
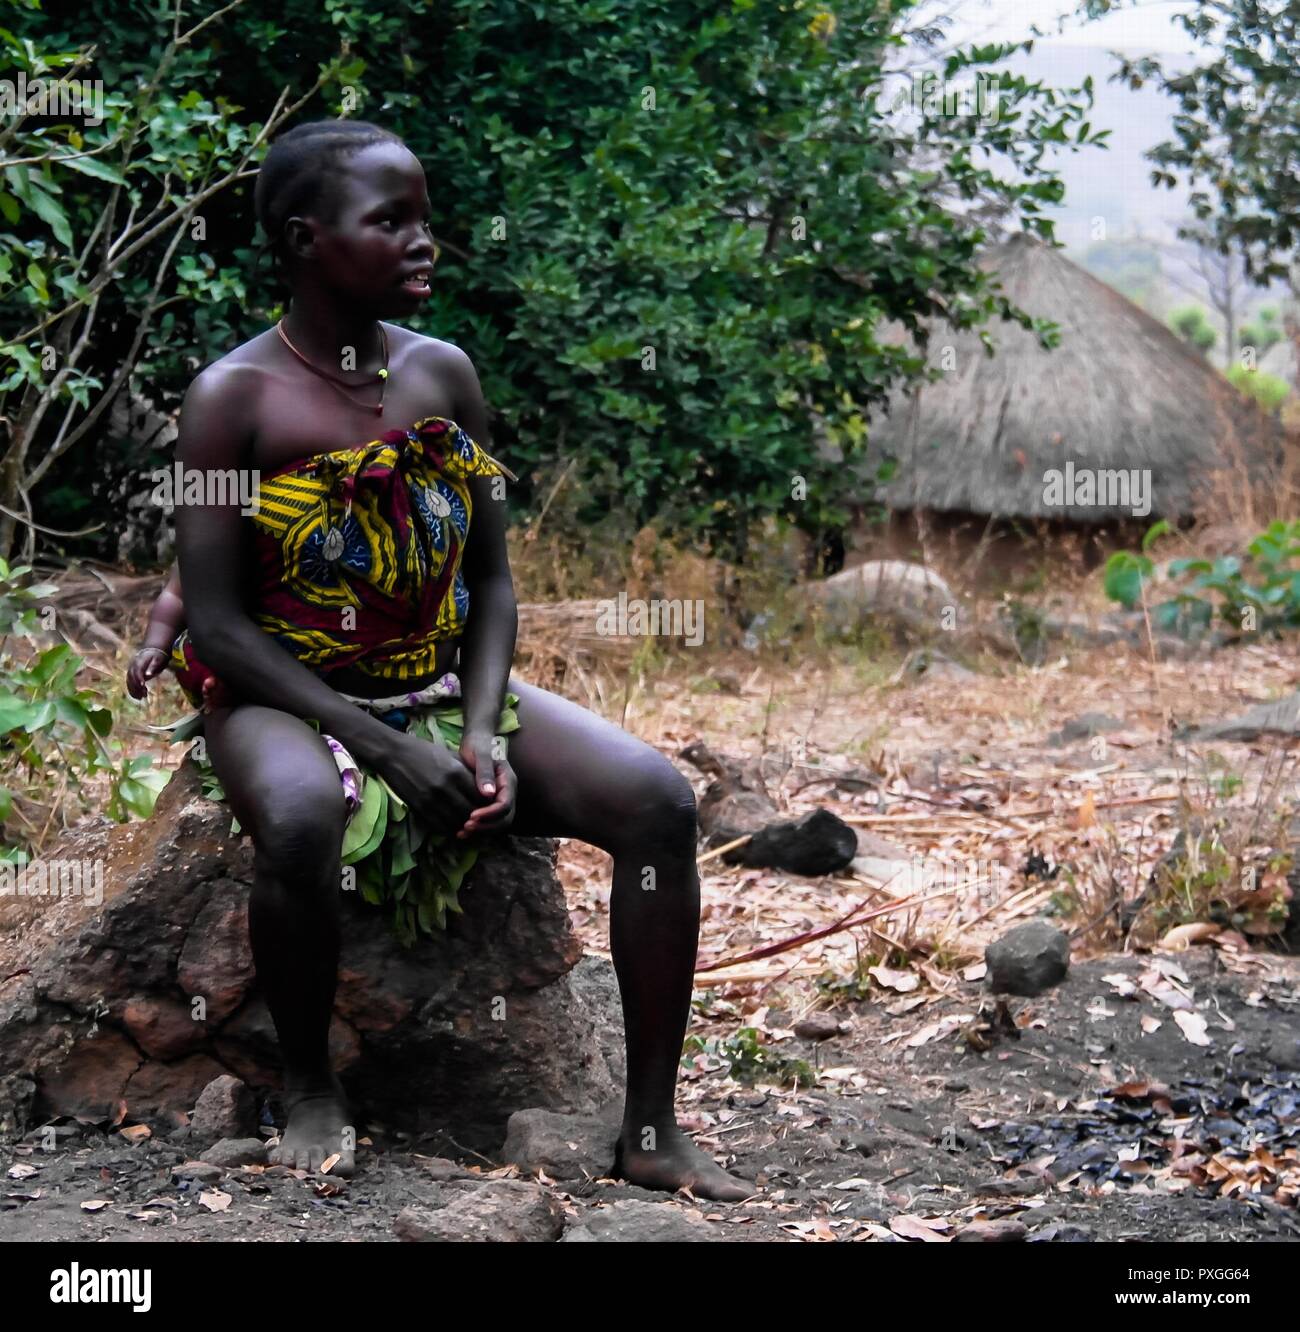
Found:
<box><xmin>187</xmin><ymin>328</ymin><xmax>278</xmax><ymax>398</ymax></box>
<box><xmin>394</xmin><ymin>326</ymin><xmax>477</xmax><ymax>375</ymax></box>
<box><xmin>178</xmin><ymin>331</ymin><xmax>276</xmax><ymax>460</ymax></box>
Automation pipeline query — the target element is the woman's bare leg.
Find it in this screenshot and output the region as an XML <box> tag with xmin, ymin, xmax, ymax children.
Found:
<box><xmin>203</xmin><ymin>702</ymin><xmax>355</xmax><ymax>1174</ymax></box>
<box><xmin>504</xmin><ymin>678</ymin><xmax>753</xmax><ymax>1201</ymax></box>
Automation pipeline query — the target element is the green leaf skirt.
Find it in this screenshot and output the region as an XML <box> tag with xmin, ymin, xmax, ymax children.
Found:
<box><xmin>164</xmin><ymin>690</ymin><xmax>521</xmax><ymax>948</ymax></box>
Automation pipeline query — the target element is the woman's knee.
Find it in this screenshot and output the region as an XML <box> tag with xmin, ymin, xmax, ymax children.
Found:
<box><xmin>206</xmin><ymin>706</ymin><xmax>347</xmax><ymax>883</ymax></box>
<box><xmin>611</xmin><ymin>758</ymin><xmax>699</xmax><ymax>853</ymax></box>
<box><xmin>249</xmin><ymin>779</ymin><xmax>347</xmax><ymax>884</ymax></box>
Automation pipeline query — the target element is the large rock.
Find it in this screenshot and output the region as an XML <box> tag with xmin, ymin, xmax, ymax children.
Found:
<box><xmin>804</xmin><ymin>560</ymin><xmax>957</xmax><ymax>635</ymax></box>
<box><xmin>0</xmin><ymin>757</ymin><xmax>625</xmax><ymax>1150</ymax></box>
<box><xmin>1178</xmin><ymin>692</ymin><xmax>1300</xmax><ymax>743</ymax></box>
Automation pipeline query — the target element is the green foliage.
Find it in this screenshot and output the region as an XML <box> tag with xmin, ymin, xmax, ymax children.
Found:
<box><xmin>1167</xmin><ymin>302</ymin><xmax>1216</xmax><ymax>354</ymax></box>
<box><xmin>682</xmin><ymin>1026</ymin><xmax>814</xmax><ymax>1088</ymax></box>
<box><xmin>10</xmin><ymin>0</ymin><xmax>1103</xmax><ymax>558</ymax></box>
<box><xmin>1146</xmin><ymin>823</ymin><xmax>1291</xmax><ymax>939</ymax></box>
<box><xmin>1240</xmin><ymin>306</ymin><xmax>1283</xmax><ymax>356</ymax></box>
<box><xmin>815</xmin><ymin>965</ymin><xmax>876</xmax><ymax>1006</ymax></box>
<box><xmin>0</xmin><ymin>558</ymin><xmax>168</xmax><ymax>862</ymax></box>
<box><xmin>1226</xmin><ymin>364</ymin><xmax>1290</xmax><ymax>412</ymax></box>
<box><xmin>1103</xmin><ymin>519</ymin><xmax>1300</xmax><ymax>638</ymax></box>
<box><xmin>0</xmin><ymin>4</ymin><xmax>348</xmax><ymax>558</ymax></box>
<box><xmin>1102</xmin><ymin>550</ymin><xmax>1155</xmax><ymax>610</ymax></box>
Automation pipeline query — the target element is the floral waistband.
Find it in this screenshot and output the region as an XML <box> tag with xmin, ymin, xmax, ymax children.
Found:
<box><xmin>338</xmin><ymin>671</ymin><xmax>463</xmax><ymax>732</ymax></box>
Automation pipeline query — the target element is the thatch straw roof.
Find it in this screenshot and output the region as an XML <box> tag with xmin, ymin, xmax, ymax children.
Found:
<box><xmin>849</xmin><ymin>234</ymin><xmax>1279</xmax><ymax>522</ymax></box>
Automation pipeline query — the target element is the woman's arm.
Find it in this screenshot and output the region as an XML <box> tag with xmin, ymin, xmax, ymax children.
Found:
<box><xmin>172</xmin><ymin>366</ymin><xmax>402</xmax><ymax>769</ymax></box>
<box><xmin>448</xmin><ymin>346</ymin><xmax>518</xmax><ymax>744</ymax></box>
<box><xmin>141</xmin><ymin>562</ymin><xmax>185</xmax><ymax>651</ymax></box>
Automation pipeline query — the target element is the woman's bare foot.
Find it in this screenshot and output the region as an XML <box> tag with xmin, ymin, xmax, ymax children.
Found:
<box><xmin>614</xmin><ymin>1125</ymin><xmax>754</xmax><ymax>1201</ymax></box>
<box><xmin>270</xmin><ymin>1075</ymin><xmax>357</xmax><ymax>1175</ymax></box>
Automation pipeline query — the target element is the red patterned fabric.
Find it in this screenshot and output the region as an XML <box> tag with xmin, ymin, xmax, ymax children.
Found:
<box><xmin>167</xmin><ymin>415</ymin><xmax>514</xmax><ymax>712</ymax></box>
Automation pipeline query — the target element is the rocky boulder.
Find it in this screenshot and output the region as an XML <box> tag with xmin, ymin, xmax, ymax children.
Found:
<box><xmin>1178</xmin><ymin>692</ymin><xmax>1300</xmax><ymax>743</ymax></box>
<box><xmin>804</xmin><ymin>560</ymin><xmax>958</xmax><ymax>636</ymax></box>
<box><xmin>0</xmin><ymin>757</ymin><xmax>625</xmax><ymax>1150</ymax></box>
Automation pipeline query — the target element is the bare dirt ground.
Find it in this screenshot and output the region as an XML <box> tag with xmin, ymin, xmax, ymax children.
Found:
<box><xmin>3</xmin><ymin>612</ymin><xmax>1299</xmax><ymax>1242</ymax></box>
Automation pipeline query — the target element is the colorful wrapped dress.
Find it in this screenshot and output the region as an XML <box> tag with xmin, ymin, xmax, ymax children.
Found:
<box><xmin>151</xmin><ymin>415</ymin><xmax>521</xmax><ymax>946</ymax></box>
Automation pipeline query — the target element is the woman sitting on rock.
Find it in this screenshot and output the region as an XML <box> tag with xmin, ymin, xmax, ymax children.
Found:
<box><xmin>148</xmin><ymin>118</ymin><xmax>750</xmax><ymax>1201</ymax></box>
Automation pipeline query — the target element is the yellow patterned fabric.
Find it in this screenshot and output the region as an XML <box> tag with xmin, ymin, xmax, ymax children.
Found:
<box><xmin>167</xmin><ymin>415</ymin><xmax>515</xmax><ymax>706</ymax></box>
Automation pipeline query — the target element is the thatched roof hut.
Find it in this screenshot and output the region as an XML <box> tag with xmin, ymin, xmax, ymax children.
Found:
<box><xmin>851</xmin><ymin>234</ymin><xmax>1279</xmax><ymax>522</ymax></box>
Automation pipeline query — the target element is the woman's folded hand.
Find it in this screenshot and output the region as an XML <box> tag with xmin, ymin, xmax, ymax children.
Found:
<box><xmin>373</xmin><ymin>730</ymin><xmax>483</xmax><ymax>835</ymax></box>
<box><xmin>455</xmin><ymin>728</ymin><xmax>516</xmax><ymax>838</ymax></box>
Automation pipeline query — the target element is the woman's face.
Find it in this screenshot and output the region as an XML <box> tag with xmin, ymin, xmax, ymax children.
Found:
<box><xmin>287</xmin><ymin>140</ymin><xmax>438</xmax><ymax>316</ymax></box>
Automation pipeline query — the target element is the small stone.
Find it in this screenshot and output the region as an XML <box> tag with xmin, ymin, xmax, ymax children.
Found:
<box><xmin>836</xmin><ymin>1187</ymin><xmax>894</xmax><ymax>1220</ymax></box>
<box><xmin>900</xmin><ymin>649</ymin><xmax>975</xmax><ymax>682</ymax></box>
<box><xmin>1267</xmin><ymin>1034</ymin><xmax>1300</xmax><ymax>1072</ymax></box>
<box><xmin>189</xmin><ymin>1075</ymin><xmax>257</xmax><ymax>1148</ymax></box>
<box><xmin>561</xmin><ymin>1199</ymin><xmax>721</xmax><ymax>1243</ymax></box>
<box><xmin>498</xmin><ymin>1108</ymin><xmax>618</xmax><ymax>1183</ymax></box>
<box><xmin>793</xmin><ymin>1014</ymin><xmax>843</xmax><ymax>1041</ymax></box>
<box><xmin>1046</xmin><ymin>713</ymin><xmax>1124</xmax><ymax>746</ymax></box>
<box><xmin>955</xmin><ymin>1218</ymin><xmax>1029</xmax><ymax>1242</ymax></box>
<box><xmin>848</xmin><ymin>1133</ymin><xmax>890</xmax><ymax>1156</ymax></box>
<box><xmin>731</xmin><ymin>1092</ymin><xmax>768</xmax><ymax>1109</ymax></box>
<box><xmin>173</xmin><ymin>1161</ymin><xmax>224</xmax><ymax>1183</ymax></box>
<box><xmin>986</xmin><ymin>921</ymin><xmax>1070</xmax><ymax>997</ymax></box>
<box><xmin>1029</xmin><ymin>1221</ymin><xmax>1093</xmax><ymax>1242</ymax></box>
<box><xmin>394</xmin><ymin>1180</ymin><xmax>563</xmax><ymax>1242</ymax></box>
<box><xmin>731</xmin><ymin>808</ymin><xmax>859</xmax><ymax>876</ymax></box>
<box><xmin>200</xmin><ymin>1137</ymin><xmax>268</xmax><ymax>1168</ymax></box>
<box><xmin>418</xmin><ymin>1156</ymin><xmax>473</xmax><ymax>1182</ymax></box>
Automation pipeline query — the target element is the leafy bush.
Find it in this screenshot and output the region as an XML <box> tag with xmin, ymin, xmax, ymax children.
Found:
<box><xmin>1240</xmin><ymin>306</ymin><xmax>1283</xmax><ymax>356</ymax></box>
<box><xmin>0</xmin><ymin>560</ymin><xmax>167</xmax><ymax>864</ymax></box>
<box><xmin>1167</xmin><ymin>303</ymin><xmax>1216</xmax><ymax>354</ymax></box>
<box><xmin>682</xmin><ymin>1027</ymin><xmax>814</xmax><ymax>1088</ymax></box>
<box><xmin>999</xmin><ymin>594</ymin><xmax>1051</xmax><ymax>665</ymax></box>
<box><xmin>1226</xmin><ymin>364</ymin><xmax>1290</xmax><ymax>413</ymax></box>
<box><xmin>9</xmin><ymin>0</ymin><xmax>1103</xmax><ymax>561</ymax></box>
<box><xmin>1103</xmin><ymin>519</ymin><xmax>1300</xmax><ymax>638</ymax></box>
<box><xmin>1143</xmin><ymin>823</ymin><xmax>1291</xmax><ymax>941</ymax></box>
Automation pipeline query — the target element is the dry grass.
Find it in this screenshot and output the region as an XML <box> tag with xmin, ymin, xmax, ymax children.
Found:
<box><xmin>32</xmin><ymin>503</ymin><xmax>1300</xmax><ymax>1026</ymax></box>
<box><xmin>544</xmin><ymin>582</ymin><xmax>1300</xmax><ymax>1011</ymax></box>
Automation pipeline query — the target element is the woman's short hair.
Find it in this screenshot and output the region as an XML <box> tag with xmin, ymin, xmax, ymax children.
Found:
<box><xmin>253</xmin><ymin>119</ymin><xmax>406</xmax><ymax>282</ymax></box>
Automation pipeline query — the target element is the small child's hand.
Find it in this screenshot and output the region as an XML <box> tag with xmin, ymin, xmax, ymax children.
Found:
<box><xmin>127</xmin><ymin>646</ymin><xmax>170</xmax><ymax>700</ymax></box>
